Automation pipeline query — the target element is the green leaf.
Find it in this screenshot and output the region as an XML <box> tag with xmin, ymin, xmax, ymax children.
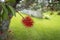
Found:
<box><xmin>2</xmin><ymin>9</ymin><xmax>9</xmax><ymax>20</ymax></box>
<box><xmin>6</xmin><ymin>4</ymin><xmax>16</xmax><ymax>16</ymax></box>
<box><xmin>6</xmin><ymin>0</ymin><xmax>16</xmax><ymax>3</ymax></box>
<box><xmin>0</xmin><ymin>3</ymin><xmax>9</xmax><ymax>20</ymax></box>
<box><xmin>1</xmin><ymin>3</ymin><xmax>8</xmax><ymax>14</ymax></box>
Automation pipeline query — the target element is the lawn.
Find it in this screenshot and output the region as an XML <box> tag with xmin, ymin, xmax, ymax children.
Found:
<box><xmin>9</xmin><ymin>11</ymin><xmax>60</xmax><ymax>40</ymax></box>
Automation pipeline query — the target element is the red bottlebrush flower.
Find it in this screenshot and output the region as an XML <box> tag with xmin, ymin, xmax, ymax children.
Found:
<box><xmin>0</xmin><ymin>31</ymin><xmax>3</xmax><ymax>35</ymax></box>
<box><xmin>22</xmin><ymin>16</ymin><xmax>34</xmax><ymax>27</ymax></box>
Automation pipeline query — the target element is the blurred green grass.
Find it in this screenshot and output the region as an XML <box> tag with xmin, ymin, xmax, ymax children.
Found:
<box><xmin>9</xmin><ymin>12</ymin><xmax>60</xmax><ymax>40</ymax></box>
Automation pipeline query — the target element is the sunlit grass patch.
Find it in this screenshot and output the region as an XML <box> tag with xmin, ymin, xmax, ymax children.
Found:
<box><xmin>9</xmin><ymin>12</ymin><xmax>60</xmax><ymax>40</ymax></box>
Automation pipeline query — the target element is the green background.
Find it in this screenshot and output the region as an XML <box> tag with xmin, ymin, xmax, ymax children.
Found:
<box><xmin>9</xmin><ymin>11</ymin><xmax>60</xmax><ymax>40</ymax></box>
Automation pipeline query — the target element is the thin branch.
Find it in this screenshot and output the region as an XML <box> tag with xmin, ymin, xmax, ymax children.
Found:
<box><xmin>16</xmin><ymin>11</ymin><xmax>24</xmax><ymax>19</ymax></box>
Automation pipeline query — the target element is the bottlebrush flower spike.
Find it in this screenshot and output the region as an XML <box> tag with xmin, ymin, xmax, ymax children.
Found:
<box><xmin>17</xmin><ymin>11</ymin><xmax>34</xmax><ymax>27</ymax></box>
<box><xmin>22</xmin><ymin>16</ymin><xmax>34</xmax><ymax>27</ymax></box>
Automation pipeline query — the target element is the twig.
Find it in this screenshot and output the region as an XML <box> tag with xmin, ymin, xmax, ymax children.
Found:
<box><xmin>16</xmin><ymin>11</ymin><xmax>24</xmax><ymax>19</ymax></box>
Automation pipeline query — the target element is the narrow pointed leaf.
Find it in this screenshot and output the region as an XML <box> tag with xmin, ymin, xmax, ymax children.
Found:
<box><xmin>6</xmin><ymin>4</ymin><xmax>16</xmax><ymax>16</ymax></box>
